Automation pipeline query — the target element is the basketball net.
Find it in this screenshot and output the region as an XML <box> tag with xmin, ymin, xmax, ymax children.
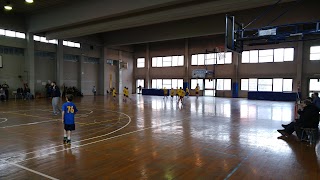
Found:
<box><xmin>215</xmin><ymin>46</ymin><xmax>225</xmax><ymax>61</ymax></box>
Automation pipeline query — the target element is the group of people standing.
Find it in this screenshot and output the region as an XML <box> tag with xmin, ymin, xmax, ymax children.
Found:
<box><xmin>163</xmin><ymin>84</ymin><xmax>200</xmax><ymax>104</ymax></box>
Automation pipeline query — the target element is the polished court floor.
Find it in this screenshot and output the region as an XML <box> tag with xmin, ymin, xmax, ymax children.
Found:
<box><xmin>0</xmin><ymin>95</ymin><xmax>319</xmax><ymax>179</ymax></box>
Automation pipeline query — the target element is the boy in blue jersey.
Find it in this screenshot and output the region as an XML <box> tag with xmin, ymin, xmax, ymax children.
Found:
<box><xmin>62</xmin><ymin>94</ymin><xmax>78</xmax><ymax>145</ymax></box>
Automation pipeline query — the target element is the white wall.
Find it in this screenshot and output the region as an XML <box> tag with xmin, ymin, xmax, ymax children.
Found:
<box><xmin>0</xmin><ymin>54</ymin><xmax>25</xmax><ymax>94</ymax></box>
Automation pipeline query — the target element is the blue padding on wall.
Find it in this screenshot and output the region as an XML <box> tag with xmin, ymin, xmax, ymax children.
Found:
<box><xmin>142</xmin><ymin>89</ymin><xmax>165</xmax><ymax>96</ymax></box>
<box><xmin>248</xmin><ymin>91</ymin><xmax>298</xmax><ymax>101</ymax></box>
<box><xmin>232</xmin><ymin>82</ymin><xmax>239</xmax><ymax>98</ymax></box>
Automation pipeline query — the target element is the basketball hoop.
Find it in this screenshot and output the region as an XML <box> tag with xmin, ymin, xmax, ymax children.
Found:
<box><xmin>215</xmin><ymin>46</ymin><xmax>225</xmax><ymax>60</ymax></box>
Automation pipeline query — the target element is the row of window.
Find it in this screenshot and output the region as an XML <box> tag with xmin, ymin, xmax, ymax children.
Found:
<box><xmin>191</xmin><ymin>79</ymin><xmax>231</xmax><ymax>90</ymax></box>
<box><xmin>191</xmin><ymin>52</ymin><xmax>232</xmax><ymax>65</ymax></box>
<box><xmin>137</xmin><ymin>46</ymin><xmax>320</xmax><ymax>68</ymax></box>
<box><xmin>34</xmin><ymin>35</ymin><xmax>81</xmax><ymax>48</ymax></box>
<box><xmin>152</xmin><ymin>56</ymin><xmax>184</xmax><ymax>67</ymax></box>
<box><xmin>148</xmin><ymin>78</ymin><xmax>293</xmax><ymax>92</ymax></box>
<box><xmin>84</xmin><ymin>57</ymin><xmax>100</xmax><ymax>64</ymax></box>
<box><xmin>137</xmin><ymin>53</ymin><xmax>232</xmax><ymax>68</ymax></box>
<box><xmin>241</xmin><ymin>78</ymin><xmax>293</xmax><ymax>92</ymax></box>
<box><xmin>0</xmin><ymin>29</ymin><xmax>81</xmax><ymax>48</ymax></box>
<box><xmin>151</xmin><ymin>79</ymin><xmax>184</xmax><ymax>89</ymax></box>
<box><xmin>0</xmin><ymin>29</ymin><xmax>25</xmax><ymax>39</ymax></box>
<box><xmin>242</xmin><ymin>48</ymin><xmax>294</xmax><ymax>63</ymax></box>
<box><xmin>0</xmin><ymin>46</ymin><xmax>24</xmax><ymax>56</ymax></box>
<box><xmin>34</xmin><ymin>35</ymin><xmax>58</xmax><ymax>44</ymax></box>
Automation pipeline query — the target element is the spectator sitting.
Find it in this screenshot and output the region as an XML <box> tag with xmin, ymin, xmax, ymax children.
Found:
<box><xmin>24</xmin><ymin>86</ymin><xmax>32</xmax><ymax>100</ymax></box>
<box><xmin>0</xmin><ymin>88</ymin><xmax>6</xmax><ymax>101</ymax></box>
<box><xmin>278</xmin><ymin>99</ymin><xmax>319</xmax><ymax>140</ymax></box>
<box><xmin>17</xmin><ymin>88</ymin><xmax>24</xmax><ymax>99</ymax></box>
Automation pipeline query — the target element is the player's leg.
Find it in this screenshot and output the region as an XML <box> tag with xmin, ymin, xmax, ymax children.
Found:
<box><xmin>52</xmin><ymin>98</ymin><xmax>56</xmax><ymax>115</ymax></box>
<box><xmin>67</xmin><ymin>130</ymin><xmax>72</xmax><ymax>144</ymax></box>
<box><xmin>56</xmin><ymin>98</ymin><xmax>61</xmax><ymax>114</ymax></box>
<box><xmin>63</xmin><ymin>128</ymin><xmax>68</xmax><ymax>143</ymax></box>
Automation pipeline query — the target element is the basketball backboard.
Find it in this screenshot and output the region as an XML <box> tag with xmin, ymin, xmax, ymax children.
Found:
<box><xmin>225</xmin><ymin>15</ymin><xmax>243</xmax><ymax>54</ymax></box>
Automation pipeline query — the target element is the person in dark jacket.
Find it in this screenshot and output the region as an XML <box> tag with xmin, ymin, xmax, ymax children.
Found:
<box><xmin>51</xmin><ymin>82</ymin><xmax>61</xmax><ymax>115</ymax></box>
<box><xmin>278</xmin><ymin>99</ymin><xmax>319</xmax><ymax>139</ymax></box>
<box><xmin>2</xmin><ymin>82</ymin><xmax>9</xmax><ymax>101</ymax></box>
<box><xmin>312</xmin><ymin>92</ymin><xmax>320</xmax><ymax>110</ymax></box>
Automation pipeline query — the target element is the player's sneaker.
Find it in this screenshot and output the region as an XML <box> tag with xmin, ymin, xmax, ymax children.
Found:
<box><xmin>63</xmin><ymin>137</ymin><xmax>68</xmax><ymax>144</ymax></box>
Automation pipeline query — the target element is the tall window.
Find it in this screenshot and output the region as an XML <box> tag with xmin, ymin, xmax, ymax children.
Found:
<box><xmin>192</xmin><ymin>52</ymin><xmax>232</xmax><ymax>65</ymax></box>
<box><xmin>258</xmin><ymin>79</ymin><xmax>273</xmax><ymax>91</ymax></box>
<box><xmin>152</xmin><ymin>79</ymin><xmax>183</xmax><ymax>89</ymax></box>
<box><xmin>309</xmin><ymin>79</ymin><xmax>320</xmax><ymax>92</ymax></box>
<box><xmin>152</xmin><ymin>55</ymin><xmax>183</xmax><ymax>67</ymax></box>
<box><xmin>241</xmin><ymin>78</ymin><xmax>292</xmax><ymax>92</ymax></box>
<box><xmin>204</xmin><ymin>79</ymin><xmax>215</xmax><ymax>89</ymax></box>
<box><xmin>310</xmin><ymin>46</ymin><xmax>320</xmax><ymax>60</ymax></box>
<box><xmin>136</xmin><ymin>79</ymin><xmax>144</xmax><ymax>88</ymax></box>
<box><xmin>191</xmin><ymin>79</ymin><xmax>204</xmax><ymax>90</ymax></box>
<box><xmin>241</xmin><ymin>79</ymin><xmax>258</xmax><ymax>91</ymax></box>
<box><xmin>216</xmin><ymin>79</ymin><xmax>231</xmax><ymax>90</ymax></box>
<box><xmin>137</xmin><ymin>58</ymin><xmax>145</xmax><ymax>68</ymax></box>
<box><xmin>242</xmin><ymin>48</ymin><xmax>294</xmax><ymax>63</ymax></box>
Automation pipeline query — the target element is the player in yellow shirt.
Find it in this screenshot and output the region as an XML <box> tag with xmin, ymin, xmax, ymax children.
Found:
<box><xmin>163</xmin><ymin>87</ymin><xmax>168</xmax><ymax>99</ymax></box>
<box><xmin>175</xmin><ymin>87</ymin><xmax>179</xmax><ymax>99</ymax></box>
<box><xmin>186</xmin><ymin>87</ymin><xmax>190</xmax><ymax>98</ymax></box>
<box><xmin>112</xmin><ymin>88</ymin><xmax>117</xmax><ymax>102</ymax></box>
<box><xmin>123</xmin><ymin>87</ymin><xmax>126</xmax><ymax>103</ymax></box>
<box><xmin>178</xmin><ymin>87</ymin><xmax>185</xmax><ymax>104</ymax></box>
<box><xmin>125</xmin><ymin>87</ymin><xmax>131</xmax><ymax>102</ymax></box>
<box><xmin>170</xmin><ymin>88</ymin><xmax>175</xmax><ymax>101</ymax></box>
<box><xmin>195</xmin><ymin>84</ymin><xmax>200</xmax><ymax>99</ymax></box>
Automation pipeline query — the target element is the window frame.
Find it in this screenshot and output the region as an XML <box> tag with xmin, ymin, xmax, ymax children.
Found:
<box><xmin>242</xmin><ymin>48</ymin><xmax>294</xmax><ymax>63</ymax></box>
<box><xmin>137</xmin><ymin>58</ymin><xmax>145</xmax><ymax>68</ymax></box>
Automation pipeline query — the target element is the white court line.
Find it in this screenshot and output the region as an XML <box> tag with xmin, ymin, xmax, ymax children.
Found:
<box><xmin>2</xmin><ymin>110</ymin><xmax>131</xmax><ymax>161</ymax></box>
<box><xmin>0</xmin><ymin>118</ymin><xmax>8</xmax><ymax>123</ymax></box>
<box><xmin>2</xmin><ymin>109</ymin><xmax>34</xmax><ymax>113</ymax></box>
<box><xmin>17</xmin><ymin>117</ymin><xmax>186</xmax><ymax>163</ymax></box>
<box><xmin>0</xmin><ymin>109</ymin><xmax>94</xmax><ymax>128</ymax></box>
<box><xmin>9</xmin><ymin>163</ymin><xmax>59</xmax><ymax>180</ymax></box>
<box><xmin>0</xmin><ymin>119</ymin><xmax>59</xmax><ymax>128</ymax></box>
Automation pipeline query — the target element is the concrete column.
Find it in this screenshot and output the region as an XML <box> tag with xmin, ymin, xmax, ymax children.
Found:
<box><xmin>184</xmin><ymin>39</ymin><xmax>189</xmax><ymax>83</ymax></box>
<box><xmin>25</xmin><ymin>33</ymin><xmax>35</xmax><ymax>94</ymax></box>
<box><xmin>116</xmin><ymin>51</ymin><xmax>122</xmax><ymax>92</ymax></box>
<box><xmin>145</xmin><ymin>44</ymin><xmax>150</xmax><ymax>88</ymax></box>
<box><xmin>98</xmin><ymin>47</ymin><xmax>105</xmax><ymax>95</ymax></box>
<box><xmin>233</xmin><ymin>52</ymin><xmax>240</xmax><ymax>83</ymax></box>
<box><xmin>78</xmin><ymin>55</ymin><xmax>85</xmax><ymax>92</ymax></box>
<box><xmin>56</xmin><ymin>40</ymin><xmax>64</xmax><ymax>86</ymax></box>
<box><xmin>296</xmin><ymin>40</ymin><xmax>304</xmax><ymax>97</ymax></box>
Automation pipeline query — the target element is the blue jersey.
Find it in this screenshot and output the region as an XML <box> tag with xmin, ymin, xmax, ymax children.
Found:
<box><xmin>62</xmin><ymin>102</ymin><xmax>78</xmax><ymax>124</ymax></box>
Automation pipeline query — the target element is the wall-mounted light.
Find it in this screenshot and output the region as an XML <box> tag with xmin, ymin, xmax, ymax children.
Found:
<box><xmin>25</xmin><ymin>0</ymin><xmax>34</xmax><ymax>4</ymax></box>
<box><xmin>4</xmin><ymin>1</ymin><xmax>13</xmax><ymax>11</ymax></box>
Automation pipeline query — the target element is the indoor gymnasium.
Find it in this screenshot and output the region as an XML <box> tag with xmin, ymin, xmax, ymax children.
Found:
<box><xmin>0</xmin><ymin>0</ymin><xmax>320</xmax><ymax>179</ymax></box>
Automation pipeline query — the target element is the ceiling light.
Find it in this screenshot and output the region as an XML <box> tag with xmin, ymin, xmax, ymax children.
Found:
<box><xmin>25</xmin><ymin>0</ymin><xmax>34</xmax><ymax>3</ymax></box>
<box><xmin>4</xmin><ymin>1</ymin><xmax>12</xmax><ymax>11</ymax></box>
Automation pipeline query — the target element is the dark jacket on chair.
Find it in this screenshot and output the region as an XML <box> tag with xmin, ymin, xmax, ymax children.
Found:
<box><xmin>297</xmin><ymin>104</ymin><xmax>319</xmax><ymax>128</ymax></box>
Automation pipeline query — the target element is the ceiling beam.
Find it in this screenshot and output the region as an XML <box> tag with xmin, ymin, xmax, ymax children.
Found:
<box><xmin>45</xmin><ymin>0</ymin><xmax>294</xmax><ymax>40</ymax></box>
<box><xmin>27</xmin><ymin>0</ymin><xmax>191</xmax><ymax>33</ymax></box>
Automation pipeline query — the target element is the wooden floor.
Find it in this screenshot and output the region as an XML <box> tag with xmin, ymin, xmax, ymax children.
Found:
<box><xmin>0</xmin><ymin>95</ymin><xmax>319</xmax><ymax>180</ymax></box>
